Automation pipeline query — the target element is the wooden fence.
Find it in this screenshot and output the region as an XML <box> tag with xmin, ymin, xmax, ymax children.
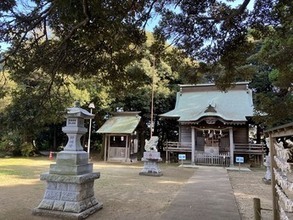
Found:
<box><xmin>195</xmin><ymin>152</ymin><xmax>230</xmax><ymax>166</ymax></box>
<box><xmin>265</xmin><ymin>122</ymin><xmax>293</xmax><ymax>220</ymax></box>
<box><xmin>234</xmin><ymin>143</ymin><xmax>265</xmax><ymax>166</ymax></box>
<box><xmin>234</xmin><ymin>143</ymin><xmax>265</xmax><ymax>155</ymax></box>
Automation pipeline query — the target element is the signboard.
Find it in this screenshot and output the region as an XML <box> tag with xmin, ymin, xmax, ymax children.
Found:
<box><xmin>178</xmin><ymin>154</ymin><xmax>186</xmax><ymax>160</ymax></box>
<box><xmin>236</xmin><ymin>156</ymin><xmax>244</xmax><ymax>163</ymax></box>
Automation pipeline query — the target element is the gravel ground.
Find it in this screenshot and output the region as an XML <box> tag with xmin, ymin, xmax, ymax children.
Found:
<box><xmin>228</xmin><ymin>168</ymin><xmax>273</xmax><ymax>220</ymax></box>
<box><xmin>0</xmin><ymin>159</ymin><xmax>274</xmax><ymax>220</ymax></box>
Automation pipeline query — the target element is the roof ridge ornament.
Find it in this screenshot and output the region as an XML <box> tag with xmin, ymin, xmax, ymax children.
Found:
<box><xmin>204</xmin><ymin>100</ymin><xmax>217</xmax><ymax>113</ymax></box>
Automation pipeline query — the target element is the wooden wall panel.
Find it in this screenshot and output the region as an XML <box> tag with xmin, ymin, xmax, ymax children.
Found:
<box><xmin>233</xmin><ymin>126</ymin><xmax>249</xmax><ymax>143</ymax></box>
<box><xmin>180</xmin><ymin>125</ymin><xmax>191</xmax><ymax>143</ymax></box>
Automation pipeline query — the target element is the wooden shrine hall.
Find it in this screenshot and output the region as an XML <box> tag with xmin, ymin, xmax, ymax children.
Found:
<box><xmin>160</xmin><ymin>82</ymin><xmax>265</xmax><ymax>166</ymax></box>
<box><xmin>97</xmin><ymin>111</ymin><xmax>141</xmax><ymax>162</ymax></box>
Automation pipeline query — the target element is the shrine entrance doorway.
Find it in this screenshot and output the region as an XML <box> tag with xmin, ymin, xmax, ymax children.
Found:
<box><xmin>203</xmin><ymin>129</ymin><xmax>222</xmax><ymax>155</ymax></box>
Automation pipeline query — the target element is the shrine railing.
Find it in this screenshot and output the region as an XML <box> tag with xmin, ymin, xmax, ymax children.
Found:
<box><xmin>265</xmin><ymin>122</ymin><xmax>293</xmax><ymax>220</ymax></box>
<box><xmin>164</xmin><ymin>141</ymin><xmax>265</xmax><ymax>166</ymax></box>
<box><xmin>164</xmin><ymin>142</ymin><xmax>265</xmax><ymax>154</ymax></box>
<box><xmin>234</xmin><ymin>143</ymin><xmax>265</xmax><ymax>155</ymax></box>
<box><xmin>163</xmin><ymin>141</ymin><xmax>192</xmax><ymax>151</ymax></box>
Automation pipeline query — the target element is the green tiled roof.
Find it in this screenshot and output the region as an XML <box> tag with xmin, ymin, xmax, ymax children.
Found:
<box><xmin>97</xmin><ymin>112</ymin><xmax>141</xmax><ymax>134</ymax></box>
<box><xmin>160</xmin><ymin>82</ymin><xmax>254</xmax><ymax>122</ymax></box>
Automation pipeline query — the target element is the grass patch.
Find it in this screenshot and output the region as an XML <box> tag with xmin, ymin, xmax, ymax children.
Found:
<box><xmin>0</xmin><ymin>157</ymin><xmax>52</xmax><ymax>185</ymax></box>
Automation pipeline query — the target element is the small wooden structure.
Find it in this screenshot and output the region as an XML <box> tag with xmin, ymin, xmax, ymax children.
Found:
<box><xmin>97</xmin><ymin>112</ymin><xmax>141</xmax><ymax>162</ymax></box>
<box><xmin>160</xmin><ymin>82</ymin><xmax>265</xmax><ymax>166</ymax></box>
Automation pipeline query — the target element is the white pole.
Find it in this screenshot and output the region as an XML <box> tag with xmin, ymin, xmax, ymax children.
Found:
<box><xmin>87</xmin><ymin>103</ymin><xmax>95</xmax><ymax>158</ymax></box>
<box><xmin>87</xmin><ymin>108</ymin><xmax>93</xmax><ymax>157</ymax></box>
<box><xmin>150</xmin><ymin>82</ymin><xmax>154</xmax><ymax>138</ymax></box>
<box><xmin>150</xmin><ymin>58</ymin><xmax>155</xmax><ymax>138</ymax></box>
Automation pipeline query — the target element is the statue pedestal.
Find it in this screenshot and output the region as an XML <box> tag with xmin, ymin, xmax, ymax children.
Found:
<box><xmin>139</xmin><ymin>152</ymin><xmax>163</xmax><ymax>177</ymax></box>
<box><xmin>32</xmin><ymin>151</ymin><xmax>103</xmax><ymax>219</ymax></box>
<box><xmin>32</xmin><ymin>171</ymin><xmax>103</xmax><ymax>219</ymax></box>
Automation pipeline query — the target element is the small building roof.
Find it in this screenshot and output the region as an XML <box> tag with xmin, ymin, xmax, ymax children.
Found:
<box><xmin>97</xmin><ymin>112</ymin><xmax>141</xmax><ymax>134</ymax></box>
<box><xmin>160</xmin><ymin>82</ymin><xmax>254</xmax><ymax>123</ymax></box>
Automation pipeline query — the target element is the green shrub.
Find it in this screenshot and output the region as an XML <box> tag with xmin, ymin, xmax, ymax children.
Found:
<box><xmin>20</xmin><ymin>142</ymin><xmax>35</xmax><ymax>157</ymax></box>
<box><xmin>0</xmin><ymin>132</ymin><xmax>36</xmax><ymax>157</ymax></box>
<box><xmin>0</xmin><ymin>132</ymin><xmax>22</xmax><ymax>156</ymax></box>
<box><xmin>92</xmin><ymin>141</ymin><xmax>102</xmax><ymax>153</ymax></box>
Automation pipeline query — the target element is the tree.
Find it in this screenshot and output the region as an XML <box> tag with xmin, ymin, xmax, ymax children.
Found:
<box><xmin>152</xmin><ymin>1</ymin><xmax>286</xmax><ymax>83</ymax></box>
<box><xmin>0</xmin><ymin>1</ymin><xmax>160</xmax><ymax>102</ymax></box>
<box><xmin>0</xmin><ymin>72</ymin><xmax>93</xmax><ymax>155</ymax></box>
<box><xmin>249</xmin><ymin>2</ymin><xmax>293</xmax><ymax>127</ymax></box>
<box><xmin>0</xmin><ymin>0</ymin><xmax>155</xmax><ymax>154</ymax></box>
<box><xmin>1</xmin><ymin>0</ymin><xmax>292</xmax><ymax>151</ymax></box>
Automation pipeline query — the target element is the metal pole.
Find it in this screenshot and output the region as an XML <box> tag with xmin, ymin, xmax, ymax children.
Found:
<box><xmin>87</xmin><ymin>108</ymin><xmax>93</xmax><ymax>157</ymax></box>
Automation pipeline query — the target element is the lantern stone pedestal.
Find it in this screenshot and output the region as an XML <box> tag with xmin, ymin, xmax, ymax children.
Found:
<box><xmin>139</xmin><ymin>136</ymin><xmax>163</xmax><ymax>177</ymax></box>
<box><xmin>33</xmin><ymin>104</ymin><xmax>103</xmax><ymax>219</ymax></box>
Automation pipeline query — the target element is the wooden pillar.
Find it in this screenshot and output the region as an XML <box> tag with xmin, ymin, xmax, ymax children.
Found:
<box><xmin>107</xmin><ymin>135</ymin><xmax>111</xmax><ymax>162</ymax></box>
<box><xmin>125</xmin><ymin>135</ymin><xmax>129</xmax><ymax>162</ymax></box>
<box><xmin>229</xmin><ymin>127</ymin><xmax>234</xmax><ymax>166</ymax></box>
<box><xmin>191</xmin><ymin>127</ymin><xmax>195</xmax><ymax>164</ymax></box>
<box><xmin>166</xmin><ymin>149</ymin><xmax>169</xmax><ymax>163</ymax></box>
<box><xmin>270</xmin><ymin>135</ymin><xmax>279</xmax><ymax>220</ymax></box>
<box><xmin>103</xmin><ymin>134</ymin><xmax>107</xmax><ymax>162</ymax></box>
<box><xmin>253</xmin><ymin>198</ymin><xmax>261</xmax><ymax>220</ymax></box>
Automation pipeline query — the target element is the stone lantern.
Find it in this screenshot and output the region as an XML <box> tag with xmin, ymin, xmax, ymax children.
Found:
<box><xmin>33</xmin><ymin>103</ymin><xmax>103</xmax><ymax>219</ymax></box>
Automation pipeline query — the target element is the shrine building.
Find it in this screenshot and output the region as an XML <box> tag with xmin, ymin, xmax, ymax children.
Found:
<box><xmin>97</xmin><ymin>112</ymin><xmax>141</xmax><ymax>162</ymax></box>
<box><xmin>160</xmin><ymin>82</ymin><xmax>265</xmax><ymax>166</ymax></box>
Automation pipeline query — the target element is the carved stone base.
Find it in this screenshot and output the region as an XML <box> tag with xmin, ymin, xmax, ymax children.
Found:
<box><xmin>32</xmin><ymin>172</ymin><xmax>103</xmax><ymax>219</ymax></box>
<box><xmin>33</xmin><ymin>202</ymin><xmax>102</xmax><ymax>220</ymax></box>
<box><xmin>139</xmin><ymin>159</ymin><xmax>163</xmax><ymax>177</ymax></box>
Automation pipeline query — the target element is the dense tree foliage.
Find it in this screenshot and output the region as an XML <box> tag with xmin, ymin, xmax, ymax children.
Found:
<box><xmin>249</xmin><ymin>17</ymin><xmax>293</xmax><ymax>126</ymax></box>
<box><xmin>1</xmin><ymin>0</ymin><xmax>154</xmax><ymax>88</ymax></box>
<box><xmin>0</xmin><ymin>0</ymin><xmax>292</xmax><ymax>155</ymax></box>
<box><xmin>0</xmin><ymin>0</ymin><xmax>153</xmax><ymax>154</ymax></box>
